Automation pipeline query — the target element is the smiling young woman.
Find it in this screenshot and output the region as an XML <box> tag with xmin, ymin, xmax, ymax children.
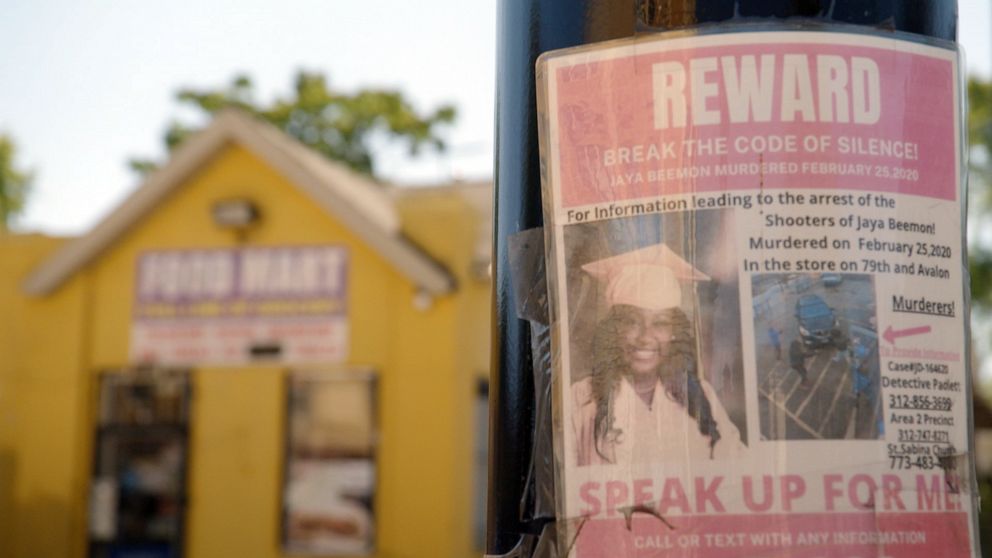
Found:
<box><xmin>568</xmin><ymin>262</ymin><xmax>744</xmax><ymax>467</ymax></box>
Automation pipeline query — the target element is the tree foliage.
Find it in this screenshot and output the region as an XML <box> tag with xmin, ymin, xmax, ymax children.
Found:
<box><xmin>0</xmin><ymin>134</ymin><xmax>32</xmax><ymax>230</ymax></box>
<box><xmin>969</xmin><ymin>77</ymin><xmax>992</xmax><ymax>306</ymax></box>
<box><xmin>131</xmin><ymin>71</ymin><xmax>456</xmax><ymax>178</ymax></box>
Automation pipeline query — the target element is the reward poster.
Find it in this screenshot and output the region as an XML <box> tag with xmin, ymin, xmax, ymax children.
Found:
<box><xmin>537</xmin><ymin>31</ymin><xmax>978</xmax><ymax>557</ymax></box>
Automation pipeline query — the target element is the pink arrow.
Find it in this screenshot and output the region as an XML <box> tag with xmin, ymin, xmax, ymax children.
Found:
<box><xmin>882</xmin><ymin>325</ymin><xmax>931</xmax><ymax>345</ymax></box>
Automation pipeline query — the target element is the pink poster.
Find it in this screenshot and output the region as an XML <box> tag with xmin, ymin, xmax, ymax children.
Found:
<box><xmin>537</xmin><ymin>30</ymin><xmax>978</xmax><ymax>557</ymax></box>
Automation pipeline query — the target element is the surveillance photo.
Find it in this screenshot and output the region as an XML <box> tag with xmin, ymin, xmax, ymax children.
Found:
<box><xmin>752</xmin><ymin>273</ymin><xmax>882</xmax><ymax>441</ymax></box>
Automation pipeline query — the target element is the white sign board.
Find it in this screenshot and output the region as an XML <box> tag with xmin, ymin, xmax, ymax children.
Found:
<box><xmin>130</xmin><ymin>246</ymin><xmax>349</xmax><ymax>365</ymax></box>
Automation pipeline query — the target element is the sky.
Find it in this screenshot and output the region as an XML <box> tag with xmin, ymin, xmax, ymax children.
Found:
<box><xmin>0</xmin><ymin>0</ymin><xmax>497</xmax><ymax>234</ymax></box>
<box><xmin>0</xmin><ymin>0</ymin><xmax>989</xmax><ymax>235</ymax></box>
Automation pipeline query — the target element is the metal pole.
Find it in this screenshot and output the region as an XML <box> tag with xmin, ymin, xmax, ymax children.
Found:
<box><xmin>488</xmin><ymin>3</ymin><xmax>633</xmax><ymax>553</ymax></box>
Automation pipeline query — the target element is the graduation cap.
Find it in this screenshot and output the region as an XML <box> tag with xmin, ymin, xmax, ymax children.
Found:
<box><xmin>581</xmin><ymin>243</ymin><xmax>710</xmax><ymax>311</ymax></box>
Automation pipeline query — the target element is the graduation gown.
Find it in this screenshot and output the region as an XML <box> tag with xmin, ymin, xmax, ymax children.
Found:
<box><xmin>570</xmin><ymin>375</ymin><xmax>744</xmax><ymax>467</ymax></box>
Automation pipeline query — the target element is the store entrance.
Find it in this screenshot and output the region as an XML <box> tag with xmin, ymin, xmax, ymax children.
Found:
<box><xmin>88</xmin><ymin>369</ymin><xmax>190</xmax><ymax>558</ymax></box>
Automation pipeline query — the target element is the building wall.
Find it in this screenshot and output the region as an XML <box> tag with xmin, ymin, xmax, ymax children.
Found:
<box><xmin>0</xmin><ymin>233</ymin><xmax>88</xmax><ymax>558</ymax></box>
<box><xmin>395</xmin><ymin>185</ymin><xmax>493</xmax><ymax>551</ymax></box>
<box><xmin>0</xmin><ymin>145</ymin><xmax>491</xmax><ymax>558</ymax></box>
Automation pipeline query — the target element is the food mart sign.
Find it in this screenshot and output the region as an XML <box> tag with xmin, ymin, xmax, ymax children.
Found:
<box><xmin>130</xmin><ymin>246</ymin><xmax>348</xmax><ymax>365</ymax></box>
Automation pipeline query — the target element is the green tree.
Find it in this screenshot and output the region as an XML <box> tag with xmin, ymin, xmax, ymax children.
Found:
<box><xmin>0</xmin><ymin>134</ymin><xmax>32</xmax><ymax>230</ymax></box>
<box><xmin>131</xmin><ymin>71</ymin><xmax>456</xmax><ymax>179</ymax></box>
<box><xmin>969</xmin><ymin>77</ymin><xmax>992</xmax><ymax>306</ymax></box>
<box><xmin>968</xmin><ymin>77</ymin><xmax>992</xmax><ymax>407</ymax></box>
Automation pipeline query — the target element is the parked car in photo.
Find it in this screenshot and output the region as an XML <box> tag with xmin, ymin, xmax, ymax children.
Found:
<box><xmin>821</xmin><ymin>273</ymin><xmax>843</xmax><ymax>287</ymax></box>
<box><xmin>795</xmin><ymin>294</ymin><xmax>837</xmax><ymax>348</ymax></box>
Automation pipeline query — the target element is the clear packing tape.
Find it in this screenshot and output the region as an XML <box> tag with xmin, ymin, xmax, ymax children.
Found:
<box><xmin>507</xmin><ymin>228</ymin><xmax>556</xmax><ymax>523</ymax></box>
<box><xmin>498</xmin><ymin>22</ymin><xmax>983</xmax><ymax>558</ymax></box>
<box><xmin>496</xmin><ymin>227</ymin><xmax>555</xmax><ymax>558</ymax></box>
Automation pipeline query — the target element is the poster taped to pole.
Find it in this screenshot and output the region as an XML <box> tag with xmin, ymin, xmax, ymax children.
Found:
<box><xmin>536</xmin><ymin>28</ymin><xmax>979</xmax><ymax>557</ymax></box>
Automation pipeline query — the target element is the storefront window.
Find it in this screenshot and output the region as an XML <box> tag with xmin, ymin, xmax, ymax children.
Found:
<box><xmin>282</xmin><ymin>370</ymin><xmax>377</xmax><ymax>555</ymax></box>
<box><xmin>89</xmin><ymin>369</ymin><xmax>190</xmax><ymax>558</ymax></box>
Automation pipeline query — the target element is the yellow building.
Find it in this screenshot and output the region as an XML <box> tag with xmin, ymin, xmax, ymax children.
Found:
<box><xmin>0</xmin><ymin>110</ymin><xmax>492</xmax><ymax>558</ymax></box>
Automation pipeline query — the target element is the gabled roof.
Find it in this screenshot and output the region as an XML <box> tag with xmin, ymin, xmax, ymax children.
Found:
<box><xmin>391</xmin><ymin>180</ymin><xmax>493</xmax><ymax>279</ymax></box>
<box><xmin>22</xmin><ymin>109</ymin><xmax>455</xmax><ymax>296</ymax></box>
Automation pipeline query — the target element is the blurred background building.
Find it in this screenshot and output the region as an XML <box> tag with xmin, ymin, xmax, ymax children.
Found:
<box><xmin>0</xmin><ymin>110</ymin><xmax>493</xmax><ymax>558</ymax></box>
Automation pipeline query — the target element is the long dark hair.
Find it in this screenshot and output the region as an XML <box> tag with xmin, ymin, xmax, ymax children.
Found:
<box><xmin>590</xmin><ymin>305</ymin><xmax>720</xmax><ymax>462</ymax></box>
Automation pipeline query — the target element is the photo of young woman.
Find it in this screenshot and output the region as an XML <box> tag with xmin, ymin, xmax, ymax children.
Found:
<box><xmin>561</xmin><ymin>210</ymin><xmax>747</xmax><ymax>467</ymax></box>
